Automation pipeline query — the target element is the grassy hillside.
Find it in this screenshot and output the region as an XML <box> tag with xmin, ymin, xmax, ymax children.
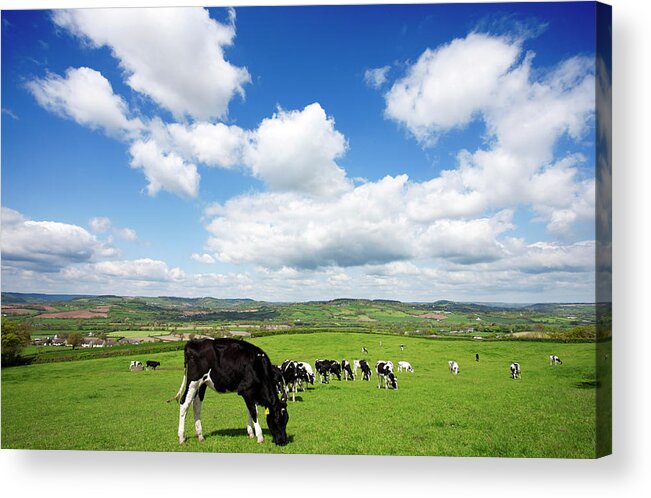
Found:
<box><xmin>1</xmin><ymin>332</ymin><xmax>607</xmax><ymax>457</ymax></box>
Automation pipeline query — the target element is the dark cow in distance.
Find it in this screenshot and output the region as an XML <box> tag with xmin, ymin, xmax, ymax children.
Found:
<box><xmin>169</xmin><ymin>338</ymin><xmax>289</xmax><ymax>446</ymax></box>
<box><xmin>280</xmin><ymin>359</ymin><xmax>300</xmax><ymax>402</ymax></box>
<box><xmin>146</xmin><ymin>360</ymin><xmax>161</xmax><ymax>370</ymax></box>
<box><xmin>315</xmin><ymin>359</ymin><xmax>341</xmax><ymax>384</ymax></box>
<box><xmin>342</xmin><ymin>359</ymin><xmax>354</xmax><ymax>380</ymax></box>
<box><xmin>358</xmin><ymin>359</ymin><xmax>372</xmax><ymax>381</ymax></box>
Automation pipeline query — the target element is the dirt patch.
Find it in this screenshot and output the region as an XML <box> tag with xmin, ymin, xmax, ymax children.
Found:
<box><xmin>38</xmin><ymin>310</ymin><xmax>109</xmax><ymax>319</ymax></box>
<box><xmin>157</xmin><ymin>333</ymin><xmax>212</xmax><ymax>342</ymax></box>
<box><xmin>420</xmin><ymin>313</ymin><xmax>448</xmax><ymax>320</ymax></box>
<box><xmin>2</xmin><ymin>308</ymin><xmax>37</xmax><ymax>315</ymax></box>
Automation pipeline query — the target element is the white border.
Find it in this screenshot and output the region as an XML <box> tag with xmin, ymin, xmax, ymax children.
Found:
<box><xmin>1</xmin><ymin>0</ymin><xmax>649</xmax><ymax>496</ymax></box>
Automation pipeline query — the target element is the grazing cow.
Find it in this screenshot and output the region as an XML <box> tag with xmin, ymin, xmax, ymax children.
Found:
<box><xmin>475</xmin><ymin>353</ymin><xmax>480</xmax><ymax>362</ymax></box>
<box><xmin>129</xmin><ymin>360</ymin><xmax>143</xmax><ymax>371</ymax></box>
<box><xmin>397</xmin><ymin>361</ymin><xmax>414</xmax><ymax>373</ymax></box>
<box><xmin>353</xmin><ymin>360</ymin><xmax>362</xmax><ymax>378</ymax></box>
<box><xmin>146</xmin><ymin>360</ymin><xmax>161</xmax><ymax>370</ymax></box>
<box><xmin>169</xmin><ymin>338</ymin><xmax>289</xmax><ymax>446</ymax></box>
<box><xmin>400</xmin><ymin>344</ymin><xmax>404</xmax><ymax>351</ymax></box>
<box><xmin>361</xmin><ymin>347</ymin><xmax>368</xmax><ymax>355</ymax></box>
<box><xmin>359</xmin><ymin>359</ymin><xmax>372</xmax><ymax>381</ymax></box>
<box><xmin>315</xmin><ymin>359</ymin><xmax>342</xmax><ymax>383</ymax></box>
<box><xmin>376</xmin><ymin>361</ymin><xmax>397</xmax><ymax>389</ymax></box>
<box><xmin>341</xmin><ymin>359</ymin><xmax>355</xmax><ymax>380</ymax></box>
<box><xmin>549</xmin><ymin>355</ymin><xmax>563</xmax><ymax>366</ymax></box>
<box><xmin>280</xmin><ymin>360</ymin><xmax>300</xmax><ymax>402</ymax></box>
<box><xmin>448</xmin><ymin>360</ymin><xmax>459</xmax><ymax>375</ymax></box>
<box><xmin>296</xmin><ymin>361</ymin><xmax>315</xmax><ymax>390</ymax></box>
<box><xmin>510</xmin><ymin>362</ymin><xmax>521</xmax><ymax>379</ymax></box>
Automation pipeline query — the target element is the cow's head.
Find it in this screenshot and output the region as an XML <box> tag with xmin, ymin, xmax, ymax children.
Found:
<box><xmin>388</xmin><ymin>372</ymin><xmax>398</xmax><ymax>389</ymax></box>
<box><xmin>267</xmin><ymin>400</ymin><xmax>289</xmax><ymax>446</ymax></box>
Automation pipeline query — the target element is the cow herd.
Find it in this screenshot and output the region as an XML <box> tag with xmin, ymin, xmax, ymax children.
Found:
<box><xmin>128</xmin><ymin>360</ymin><xmax>160</xmax><ymax>371</ymax></box>
<box><xmin>278</xmin><ymin>357</ymin><xmax>409</xmax><ymax>396</ymax></box>
<box><xmin>166</xmin><ymin>336</ymin><xmax>566</xmax><ymax>447</ymax></box>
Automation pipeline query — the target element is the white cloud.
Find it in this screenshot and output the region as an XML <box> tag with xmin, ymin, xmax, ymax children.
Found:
<box><xmin>201</xmin><ymin>176</ymin><xmax>520</xmax><ymax>270</ymax></box>
<box><xmin>1</xmin><ymin>207</ymin><xmax>117</xmax><ymax>272</ymax></box>
<box><xmin>129</xmin><ymin>139</ymin><xmax>200</xmax><ymax>198</ymax></box>
<box><xmin>114</xmin><ymin>227</ymin><xmax>138</xmax><ymax>241</ymax></box>
<box><xmin>385</xmin><ymin>33</ymin><xmax>520</xmax><ymax>142</ymax></box>
<box><xmin>27</xmin><ymin>66</ymin><xmax>143</xmax><ymax>138</ymax></box>
<box><xmin>166</xmin><ymin>121</ymin><xmax>247</xmax><ymax>169</ymax></box>
<box><xmin>243</xmin><ymin>103</ymin><xmax>351</xmax><ymax>197</ymax></box>
<box><xmin>53</xmin><ymin>7</ymin><xmax>250</xmax><ymax>120</ymax></box>
<box><xmin>89</xmin><ymin>216</ymin><xmax>112</xmax><ymax>233</ymax></box>
<box><xmin>364</xmin><ymin>65</ymin><xmax>390</xmax><ymax>89</ymax></box>
<box><xmin>192</xmin><ymin>253</ymin><xmax>216</xmax><ymax>264</ymax></box>
<box><xmin>92</xmin><ymin>258</ymin><xmax>185</xmax><ymax>282</ymax></box>
<box><xmin>381</xmin><ymin>34</ymin><xmax>595</xmax><ymax>235</ymax></box>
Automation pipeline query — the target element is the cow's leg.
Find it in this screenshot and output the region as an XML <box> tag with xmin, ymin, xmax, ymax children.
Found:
<box><xmin>193</xmin><ymin>384</ymin><xmax>207</xmax><ymax>442</ymax></box>
<box><xmin>242</xmin><ymin>394</ymin><xmax>264</xmax><ymax>443</ymax></box>
<box><xmin>247</xmin><ymin>410</ymin><xmax>255</xmax><ymax>439</ymax></box>
<box><xmin>178</xmin><ymin>380</ymin><xmax>201</xmax><ymax>444</ymax></box>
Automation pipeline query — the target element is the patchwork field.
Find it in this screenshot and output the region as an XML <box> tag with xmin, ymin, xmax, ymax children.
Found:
<box><xmin>1</xmin><ymin>332</ymin><xmax>607</xmax><ymax>457</ymax></box>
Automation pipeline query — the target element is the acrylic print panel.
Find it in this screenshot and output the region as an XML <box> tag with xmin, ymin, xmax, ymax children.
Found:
<box><xmin>1</xmin><ymin>2</ymin><xmax>611</xmax><ymax>458</ymax></box>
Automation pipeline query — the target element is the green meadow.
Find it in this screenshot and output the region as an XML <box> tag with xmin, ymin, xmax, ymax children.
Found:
<box><xmin>1</xmin><ymin>333</ymin><xmax>605</xmax><ymax>458</ymax></box>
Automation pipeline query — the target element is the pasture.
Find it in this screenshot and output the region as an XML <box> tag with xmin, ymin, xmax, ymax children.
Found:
<box><xmin>1</xmin><ymin>333</ymin><xmax>603</xmax><ymax>457</ymax></box>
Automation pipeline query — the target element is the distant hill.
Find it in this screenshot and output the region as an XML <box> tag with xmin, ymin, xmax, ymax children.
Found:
<box><xmin>1</xmin><ymin>292</ymin><xmax>93</xmax><ymax>304</ymax></box>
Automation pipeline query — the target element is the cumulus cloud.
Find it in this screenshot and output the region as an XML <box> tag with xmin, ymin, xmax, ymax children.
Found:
<box><xmin>129</xmin><ymin>139</ymin><xmax>200</xmax><ymax>198</ymax></box>
<box><xmin>364</xmin><ymin>65</ymin><xmax>390</xmax><ymax>89</ymax></box>
<box><xmin>243</xmin><ymin>103</ymin><xmax>351</xmax><ymax>197</ymax></box>
<box><xmin>381</xmin><ymin>33</ymin><xmax>595</xmax><ymax>235</ymax></box>
<box><xmin>1</xmin><ymin>207</ymin><xmax>117</xmax><ymax>272</ymax></box>
<box><xmin>385</xmin><ymin>33</ymin><xmax>520</xmax><ymax>142</ymax></box>
<box><xmin>201</xmin><ymin>176</ymin><xmax>520</xmax><ymax>270</ymax></box>
<box><xmin>26</xmin><ymin>66</ymin><xmax>143</xmax><ymax>138</ymax></box>
<box><xmin>138</xmin><ymin>102</ymin><xmax>352</xmax><ymax>198</ymax></box>
<box><xmin>166</xmin><ymin>121</ymin><xmax>248</xmax><ymax>169</ymax></box>
<box><xmin>52</xmin><ymin>8</ymin><xmax>250</xmax><ymax>120</ymax></box>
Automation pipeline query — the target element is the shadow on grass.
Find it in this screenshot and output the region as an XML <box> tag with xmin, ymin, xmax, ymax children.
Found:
<box><xmin>205</xmin><ymin>428</ymin><xmax>295</xmax><ymax>443</ymax></box>
<box><xmin>574</xmin><ymin>380</ymin><xmax>601</xmax><ymax>389</ymax></box>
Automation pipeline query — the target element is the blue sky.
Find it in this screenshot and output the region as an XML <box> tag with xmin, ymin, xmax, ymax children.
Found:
<box><xmin>1</xmin><ymin>3</ymin><xmax>604</xmax><ymax>302</ymax></box>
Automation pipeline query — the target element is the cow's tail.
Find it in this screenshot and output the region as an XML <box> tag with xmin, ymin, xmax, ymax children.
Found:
<box><xmin>167</xmin><ymin>346</ymin><xmax>190</xmax><ymax>403</ymax></box>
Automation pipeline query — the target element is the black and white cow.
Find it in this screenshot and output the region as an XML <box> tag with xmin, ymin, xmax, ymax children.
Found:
<box><xmin>376</xmin><ymin>360</ymin><xmax>398</xmax><ymax>389</ymax></box>
<box><xmin>397</xmin><ymin>361</ymin><xmax>414</xmax><ymax>373</ymax></box>
<box><xmin>296</xmin><ymin>361</ymin><xmax>315</xmax><ymax>390</ymax></box>
<box><xmin>448</xmin><ymin>360</ymin><xmax>459</xmax><ymax>375</ymax></box>
<box><xmin>475</xmin><ymin>353</ymin><xmax>480</xmax><ymax>362</ymax></box>
<box><xmin>129</xmin><ymin>360</ymin><xmax>142</xmax><ymax>370</ymax></box>
<box><xmin>549</xmin><ymin>355</ymin><xmax>562</xmax><ymax>366</ymax></box>
<box><xmin>169</xmin><ymin>338</ymin><xmax>289</xmax><ymax>446</ymax></box>
<box><xmin>510</xmin><ymin>362</ymin><xmax>521</xmax><ymax>379</ymax></box>
<box><xmin>280</xmin><ymin>360</ymin><xmax>300</xmax><ymax>402</ymax></box>
<box><xmin>315</xmin><ymin>359</ymin><xmax>342</xmax><ymax>383</ymax></box>
<box><xmin>353</xmin><ymin>360</ymin><xmax>362</xmax><ymax>378</ymax></box>
<box><xmin>361</xmin><ymin>347</ymin><xmax>368</xmax><ymax>355</ymax></box>
<box><xmin>359</xmin><ymin>359</ymin><xmax>372</xmax><ymax>381</ymax></box>
<box><xmin>342</xmin><ymin>359</ymin><xmax>355</xmax><ymax>380</ymax></box>
<box><xmin>146</xmin><ymin>360</ymin><xmax>161</xmax><ymax>370</ymax></box>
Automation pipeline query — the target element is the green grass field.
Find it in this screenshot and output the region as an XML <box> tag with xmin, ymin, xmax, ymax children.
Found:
<box><xmin>1</xmin><ymin>333</ymin><xmax>605</xmax><ymax>457</ymax></box>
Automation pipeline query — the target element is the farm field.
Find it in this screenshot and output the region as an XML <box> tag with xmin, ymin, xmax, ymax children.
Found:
<box><xmin>1</xmin><ymin>333</ymin><xmax>606</xmax><ymax>458</ymax></box>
